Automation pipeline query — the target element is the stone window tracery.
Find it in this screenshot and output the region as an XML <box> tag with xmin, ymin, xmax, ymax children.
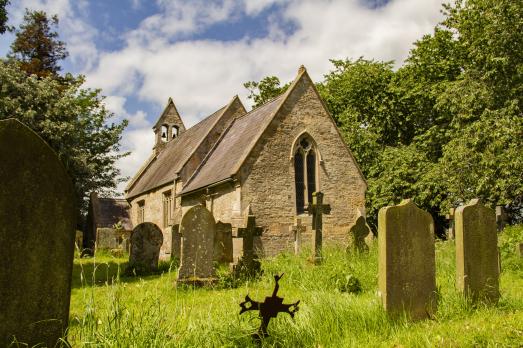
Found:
<box><xmin>293</xmin><ymin>135</ymin><xmax>318</xmax><ymax>214</ymax></box>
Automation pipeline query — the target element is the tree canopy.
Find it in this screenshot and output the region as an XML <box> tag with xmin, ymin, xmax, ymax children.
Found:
<box><xmin>9</xmin><ymin>9</ymin><xmax>68</xmax><ymax>78</ymax></box>
<box><xmin>245</xmin><ymin>0</ymin><xmax>523</xmax><ymax>231</ymax></box>
<box><xmin>0</xmin><ymin>0</ymin><xmax>10</xmax><ymax>34</ymax></box>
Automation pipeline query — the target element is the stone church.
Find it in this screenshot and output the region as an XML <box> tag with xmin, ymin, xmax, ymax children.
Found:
<box><xmin>125</xmin><ymin>66</ymin><xmax>366</xmax><ymax>260</ymax></box>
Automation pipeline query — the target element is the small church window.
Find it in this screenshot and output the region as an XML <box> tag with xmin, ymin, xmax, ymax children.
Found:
<box><xmin>293</xmin><ymin>134</ymin><xmax>318</xmax><ymax>215</ymax></box>
<box><xmin>137</xmin><ymin>200</ymin><xmax>145</xmax><ymax>223</ymax></box>
<box><xmin>163</xmin><ymin>191</ymin><xmax>174</xmax><ymax>227</ymax></box>
<box><xmin>172</xmin><ymin>126</ymin><xmax>179</xmax><ymax>139</ymax></box>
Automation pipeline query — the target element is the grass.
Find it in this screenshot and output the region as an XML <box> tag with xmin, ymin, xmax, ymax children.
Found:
<box><xmin>65</xmin><ymin>226</ymin><xmax>523</xmax><ymax>347</ymax></box>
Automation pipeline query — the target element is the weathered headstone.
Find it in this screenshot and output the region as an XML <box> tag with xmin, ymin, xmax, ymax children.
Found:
<box><xmin>455</xmin><ymin>199</ymin><xmax>499</xmax><ymax>303</ymax></box>
<box><xmin>291</xmin><ymin>218</ymin><xmax>306</xmax><ymax>255</ymax></box>
<box><xmin>518</xmin><ymin>243</ymin><xmax>523</xmax><ymax>258</ymax></box>
<box><xmin>307</xmin><ymin>192</ymin><xmax>331</xmax><ymax>264</ymax></box>
<box><xmin>237</xmin><ymin>207</ymin><xmax>263</xmax><ymax>276</ymax></box>
<box><xmin>177</xmin><ymin>205</ymin><xmax>216</xmax><ymax>282</ymax></box>
<box><xmin>495</xmin><ymin>206</ymin><xmax>507</xmax><ymax>232</ymax></box>
<box><xmin>0</xmin><ymin>119</ymin><xmax>76</xmax><ymax>347</ymax></box>
<box><xmin>378</xmin><ymin>199</ymin><xmax>436</xmax><ymax>320</ymax></box>
<box><xmin>348</xmin><ymin>212</ymin><xmax>371</xmax><ymax>253</ymax></box>
<box><xmin>446</xmin><ymin>208</ymin><xmax>456</xmax><ymax>240</ymax></box>
<box><xmin>127</xmin><ymin>222</ymin><xmax>163</xmax><ymax>275</ymax></box>
<box><xmin>214</xmin><ymin>221</ymin><xmax>233</xmax><ymax>264</ymax></box>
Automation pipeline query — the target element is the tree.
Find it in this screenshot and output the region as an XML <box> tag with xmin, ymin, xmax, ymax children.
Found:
<box><xmin>0</xmin><ymin>60</ymin><xmax>128</xmax><ymax>222</ymax></box>
<box><xmin>244</xmin><ymin>76</ymin><xmax>290</xmax><ymax>108</ymax></box>
<box><xmin>0</xmin><ymin>0</ymin><xmax>10</xmax><ymax>34</ymax></box>
<box><xmin>8</xmin><ymin>9</ymin><xmax>68</xmax><ymax>78</ymax></box>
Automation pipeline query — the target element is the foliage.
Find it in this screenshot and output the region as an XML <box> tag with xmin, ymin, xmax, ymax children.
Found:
<box><xmin>0</xmin><ymin>0</ymin><xmax>10</xmax><ymax>34</ymax></box>
<box><xmin>244</xmin><ymin>76</ymin><xmax>290</xmax><ymax>108</ymax></box>
<box><xmin>65</xmin><ymin>237</ymin><xmax>523</xmax><ymax>346</ymax></box>
<box><xmin>8</xmin><ymin>9</ymin><xmax>68</xmax><ymax>78</ymax></box>
<box><xmin>0</xmin><ymin>60</ymin><xmax>128</xmax><ymax>218</ymax></box>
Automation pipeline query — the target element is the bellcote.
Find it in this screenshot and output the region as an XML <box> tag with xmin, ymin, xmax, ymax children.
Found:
<box><xmin>153</xmin><ymin>97</ymin><xmax>186</xmax><ymax>154</ymax></box>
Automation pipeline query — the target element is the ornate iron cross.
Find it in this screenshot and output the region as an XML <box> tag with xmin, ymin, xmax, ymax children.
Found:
<box><xmin>239</xmin><ymin>273</ymin><xmax>300</xmax><ymax>339</ymax></box>
<box><xmin>237</xmin><ymin>208</ymin><xmax>263</xmax><ymax>267</ymax></box>
<box><xmin>307</xmin><ymin>191</ymin><xmax>331</xmax><ymax>264</ymax></box>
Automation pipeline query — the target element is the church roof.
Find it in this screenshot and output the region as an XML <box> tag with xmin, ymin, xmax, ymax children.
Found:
<box><xmin>94</xmin><ymin>197</ymin><xmax>133</xmax><ymax>231</ymax></box>
<box><xmin>181</xmin><ymin>94</ymin><xmax>285</xmax><ymax>194</ymax></box>
<box><xmin>126</xmin><ymin>105</ymin><xmax>227</xmax><ymax>198</ymax></box>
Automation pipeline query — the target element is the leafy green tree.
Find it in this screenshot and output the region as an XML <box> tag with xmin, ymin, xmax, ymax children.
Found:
<box><xmin>0</xmin><ymin>61</ymin><xmax>128</xmax><ymax>221</ymax></box>
<box><xmin>8</xmin><ymin>9</ymin><xmax>68</xmax><ymax>78</ymax></box>
<box><xmin>0</xmin><ymin>0</ymin><xmax>10</xmax><ymax>34</ymax></box>
<box><xmin>244</xmin><ymin>76</ymin><xmax>290</xmax><ymax>108</ymax></box>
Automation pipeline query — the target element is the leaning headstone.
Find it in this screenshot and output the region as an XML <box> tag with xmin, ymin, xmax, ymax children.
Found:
<box><xmin>348</xmin><ymin>212</ymin><xmax>371</xmax><ymax>252</ymax></box>
<box><xmin>0</xmin><ymin>119</ymin><xmax>76</xmax><ymax>347</ymax></box>
<box><xmin>177</xmin><ymin>205</ymin><xmax>216</xmax><ymax>283</ymax></box>
<box><xmin>214</xmin><ymin>221</ymin><xmax>233</xmax><ymax>264</ymax></box>
<box><xmin>127</xmin><ymin>222</ymin><xmax>163</xmax><ymax>275</ymax></box>
<box><xmin>455</xmin><ymin>199</ymin><xmax>499</xmax><ymax>303</ymax></box>
<box><xmin>307</xmin><ymin>192</ymin><xmax>331</xmax><ymax>264</ymax></box>
<box><xmin>378</xmin><ymin>199</ymin><xmax>436</xmax><ymax>320</ymax></box>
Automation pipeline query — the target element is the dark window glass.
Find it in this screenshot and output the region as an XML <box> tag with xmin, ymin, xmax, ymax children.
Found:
<box><xmin>294</xmin><ymin>152</ymin><xmax>304</xmax><ymax>214</ymax></box>
<box><xmin>307</xmin><ymin>151</ymin><xmax>316</xmax><ymax>203</ymax></box>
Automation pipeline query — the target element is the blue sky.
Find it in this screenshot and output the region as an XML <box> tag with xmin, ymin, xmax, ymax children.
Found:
<box><xmin>0</xmin><ymin>0</ymin><xmax>444</xmax><ymax>195</ymax></box>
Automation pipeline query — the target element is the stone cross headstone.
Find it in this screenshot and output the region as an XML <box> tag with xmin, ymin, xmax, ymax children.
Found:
<box><xmin>378</xmin><ymin>199</ymin><xmax>436</xmax><ymax>320</ymax></box>
<box><xmin>446</xmin><ymin>208</ymin><xmax>456</xmax><ymax>239</ymax></box>
<box><xmin>214</xmin><ymin>221</ymin><xmax>233</xmax><ymax>264</ymax></box>
<box><xmin>291</xmin><ymin>218</ymin><xmax>306</xmax><ymax>255</ymax></box>
<box><xmin>348</xmin><ymin>213</ymin><xmax>371</xmax><ymax>253</ymax></box>
<box><xmin>307</xmin><ymin>191</ymin><xmax>331</xmax><ymax>264</ymax></box>
<box><xmin>0</xmin><ymin>119</ymin><xmax>76</xmax><ymax>347</ymax></box>
<box><xmin>170</xmin><ymin>224</ymin><xmax>182</xmax><ymax>261</ymax></box>
<box><xmin>127</xmin><ymin>222</ymin><xmax>163</xmax><ymax>275</ymax></box>
<box><xmin>177</xmin><ymin>205</ymin><xmax>216</xmax><ymax>282</ymax></box>
<box><xmin>238</xmin><ymin>207</ymin><xmax>263</xmax><ymax>273</ymax></box>
<box><xmin>495</xmin><ymin>206</ymin><xmax>507</xmax><ymax>232</ymax></box>
<box><xmin>455</xmin><ymin>199</ymin><xmax>499</xmax><ymax>303</ymax></box>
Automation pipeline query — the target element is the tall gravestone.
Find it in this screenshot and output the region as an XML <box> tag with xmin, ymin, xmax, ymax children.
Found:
<box><xmin>214</xmin><ymin>221</ymin><xmax>233</xmax><ymax>264</ymax></box>
<box><xmin>455</xmin><ymin>199</ymin><xmax>499</xmax><ymax>303</ymax></box>
<box><xmin>127</xmin><ymin>222</ymin><xmax>163</xmax><ymax>275</ymax></box>
<box><xmin>0</xmin><ymin>119</ymin><xmax>76</xmax><ymax>347</ymax></box>
<box><xmin>307</xmin><ymin>192</ymin><xmax>331</xmax><ymax>264</ymax></box>
<box><xmin>177</xmin><ymin>205</ymin><xmax>216</xmax><ymax>282</ymax></box>
<box><xmin>171</xmin><ymin>224</ymin><xmax>182</xmax><ymax>261</ymax></box>
<box><xmin>378</xmin><ymin>199</ymin><xmax>437</xmax><ymax>320</ymax></box>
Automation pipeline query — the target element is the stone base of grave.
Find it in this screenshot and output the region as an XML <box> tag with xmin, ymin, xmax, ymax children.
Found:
<box><xmin>175</xmin><ymin>277</ymin><xmax>218</xmax><ymax>287</ymax></box>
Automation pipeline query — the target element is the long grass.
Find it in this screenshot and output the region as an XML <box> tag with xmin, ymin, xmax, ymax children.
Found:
<box><xmin>66</xmin><ymin>226</ymin><xmax>523</xmax><ymax>347</ymax></box>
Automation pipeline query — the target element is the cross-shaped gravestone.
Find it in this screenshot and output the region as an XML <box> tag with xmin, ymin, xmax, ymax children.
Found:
<box><xmin>307</xmin><ymin>191</ymin><xmax>331</xmax><ymax>264</ymax></box>
<box><xmin>238</xmin><ymin>207</ymin><xmax>263</xmax><ymax>272</ymax></box>
<box><xmin>291</xmin><ymin>218</ymin><xmax>306</xmax><ymax>255</ymax></box>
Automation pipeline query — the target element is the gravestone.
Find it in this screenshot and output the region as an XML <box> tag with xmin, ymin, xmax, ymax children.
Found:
<box><xmin>446</xmin><ymin>208</ymin><xmax>456</xmax><ymax>239</ymax></box>
<box><xmin>518</xmin><ymin>243</ymin><xmax>523</xmax><ymax>258</ymax></box>
<box><xmin>495</xmin><ymin>206</ymin><xmax>507</xmax><ymax>232</ymax></box>
<box><xmin>348</xmin><ymin>212</ymin><xmax>371</xmax><ymax>253</ymax></box>
<box><xmin>127</xmin><ymin>222</ymin><xmax>163</xmax><ymax>275</ymax></box>
<box><xmin>291</xmin><ymin>218</ymin><xmax>306</xmax><ymax>255</ymax></box>
<box><xmin>177</xmin><ymin>205</ymin><xmax>216</xmax><ymax>282</ymax></box>
<box><xmin>236</xmin><ymin>208</ymin><xmax>263</xmax><ymax>277</ymax></box>
<box><xmin>214</xmin><ymin>221</ymin><xmax>233</xmax><ymax>264</ymax></box>
<box><xmin>0</xmin><ymin>119</ymin><xmax>76</xmax><ymax>347</ymax></box>
<box><xmin>307</xmin><ymin>192</ymin><xmax>331</xmax><ymax>264</ymax></box>
<box><xmin>455</xmin><ymin>199</ymin><xmax>499</xmax><ymax>303</ymax></box>
<box><xmin>378</xmin><ymin>199</ymin><xmax>436</xmax><ymax>320</ymax></box>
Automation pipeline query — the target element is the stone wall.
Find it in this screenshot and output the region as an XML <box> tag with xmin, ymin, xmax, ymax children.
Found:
<box><xmin>239</xmin><ymin>74</ymin><xmax>366</xmax><ymax>257</ymax></box>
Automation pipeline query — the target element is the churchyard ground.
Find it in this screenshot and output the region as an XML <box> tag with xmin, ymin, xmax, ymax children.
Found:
<box><xmin>68</xmin><ymin>225</ymin><xmax>523</xmax><ymax>347</ymax></box>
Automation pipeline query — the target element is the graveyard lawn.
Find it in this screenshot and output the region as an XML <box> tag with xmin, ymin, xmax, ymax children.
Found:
<box><xmin>68</xmin><ymin>225</ymin><xmax>523</xmax><ymax>347</ymax></box>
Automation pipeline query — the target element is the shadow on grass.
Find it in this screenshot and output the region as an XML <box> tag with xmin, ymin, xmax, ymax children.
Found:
<box><xmin>71</xmin><ymin>258</ymin><xmax>176</xmax><ymax>289</ymax></box>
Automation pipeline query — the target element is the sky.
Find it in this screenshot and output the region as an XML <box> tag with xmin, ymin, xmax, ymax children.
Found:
<box><xmin>0</xmin><ymin>0</ymin><xmax>445</xmax><ymax>196</ymax></box>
